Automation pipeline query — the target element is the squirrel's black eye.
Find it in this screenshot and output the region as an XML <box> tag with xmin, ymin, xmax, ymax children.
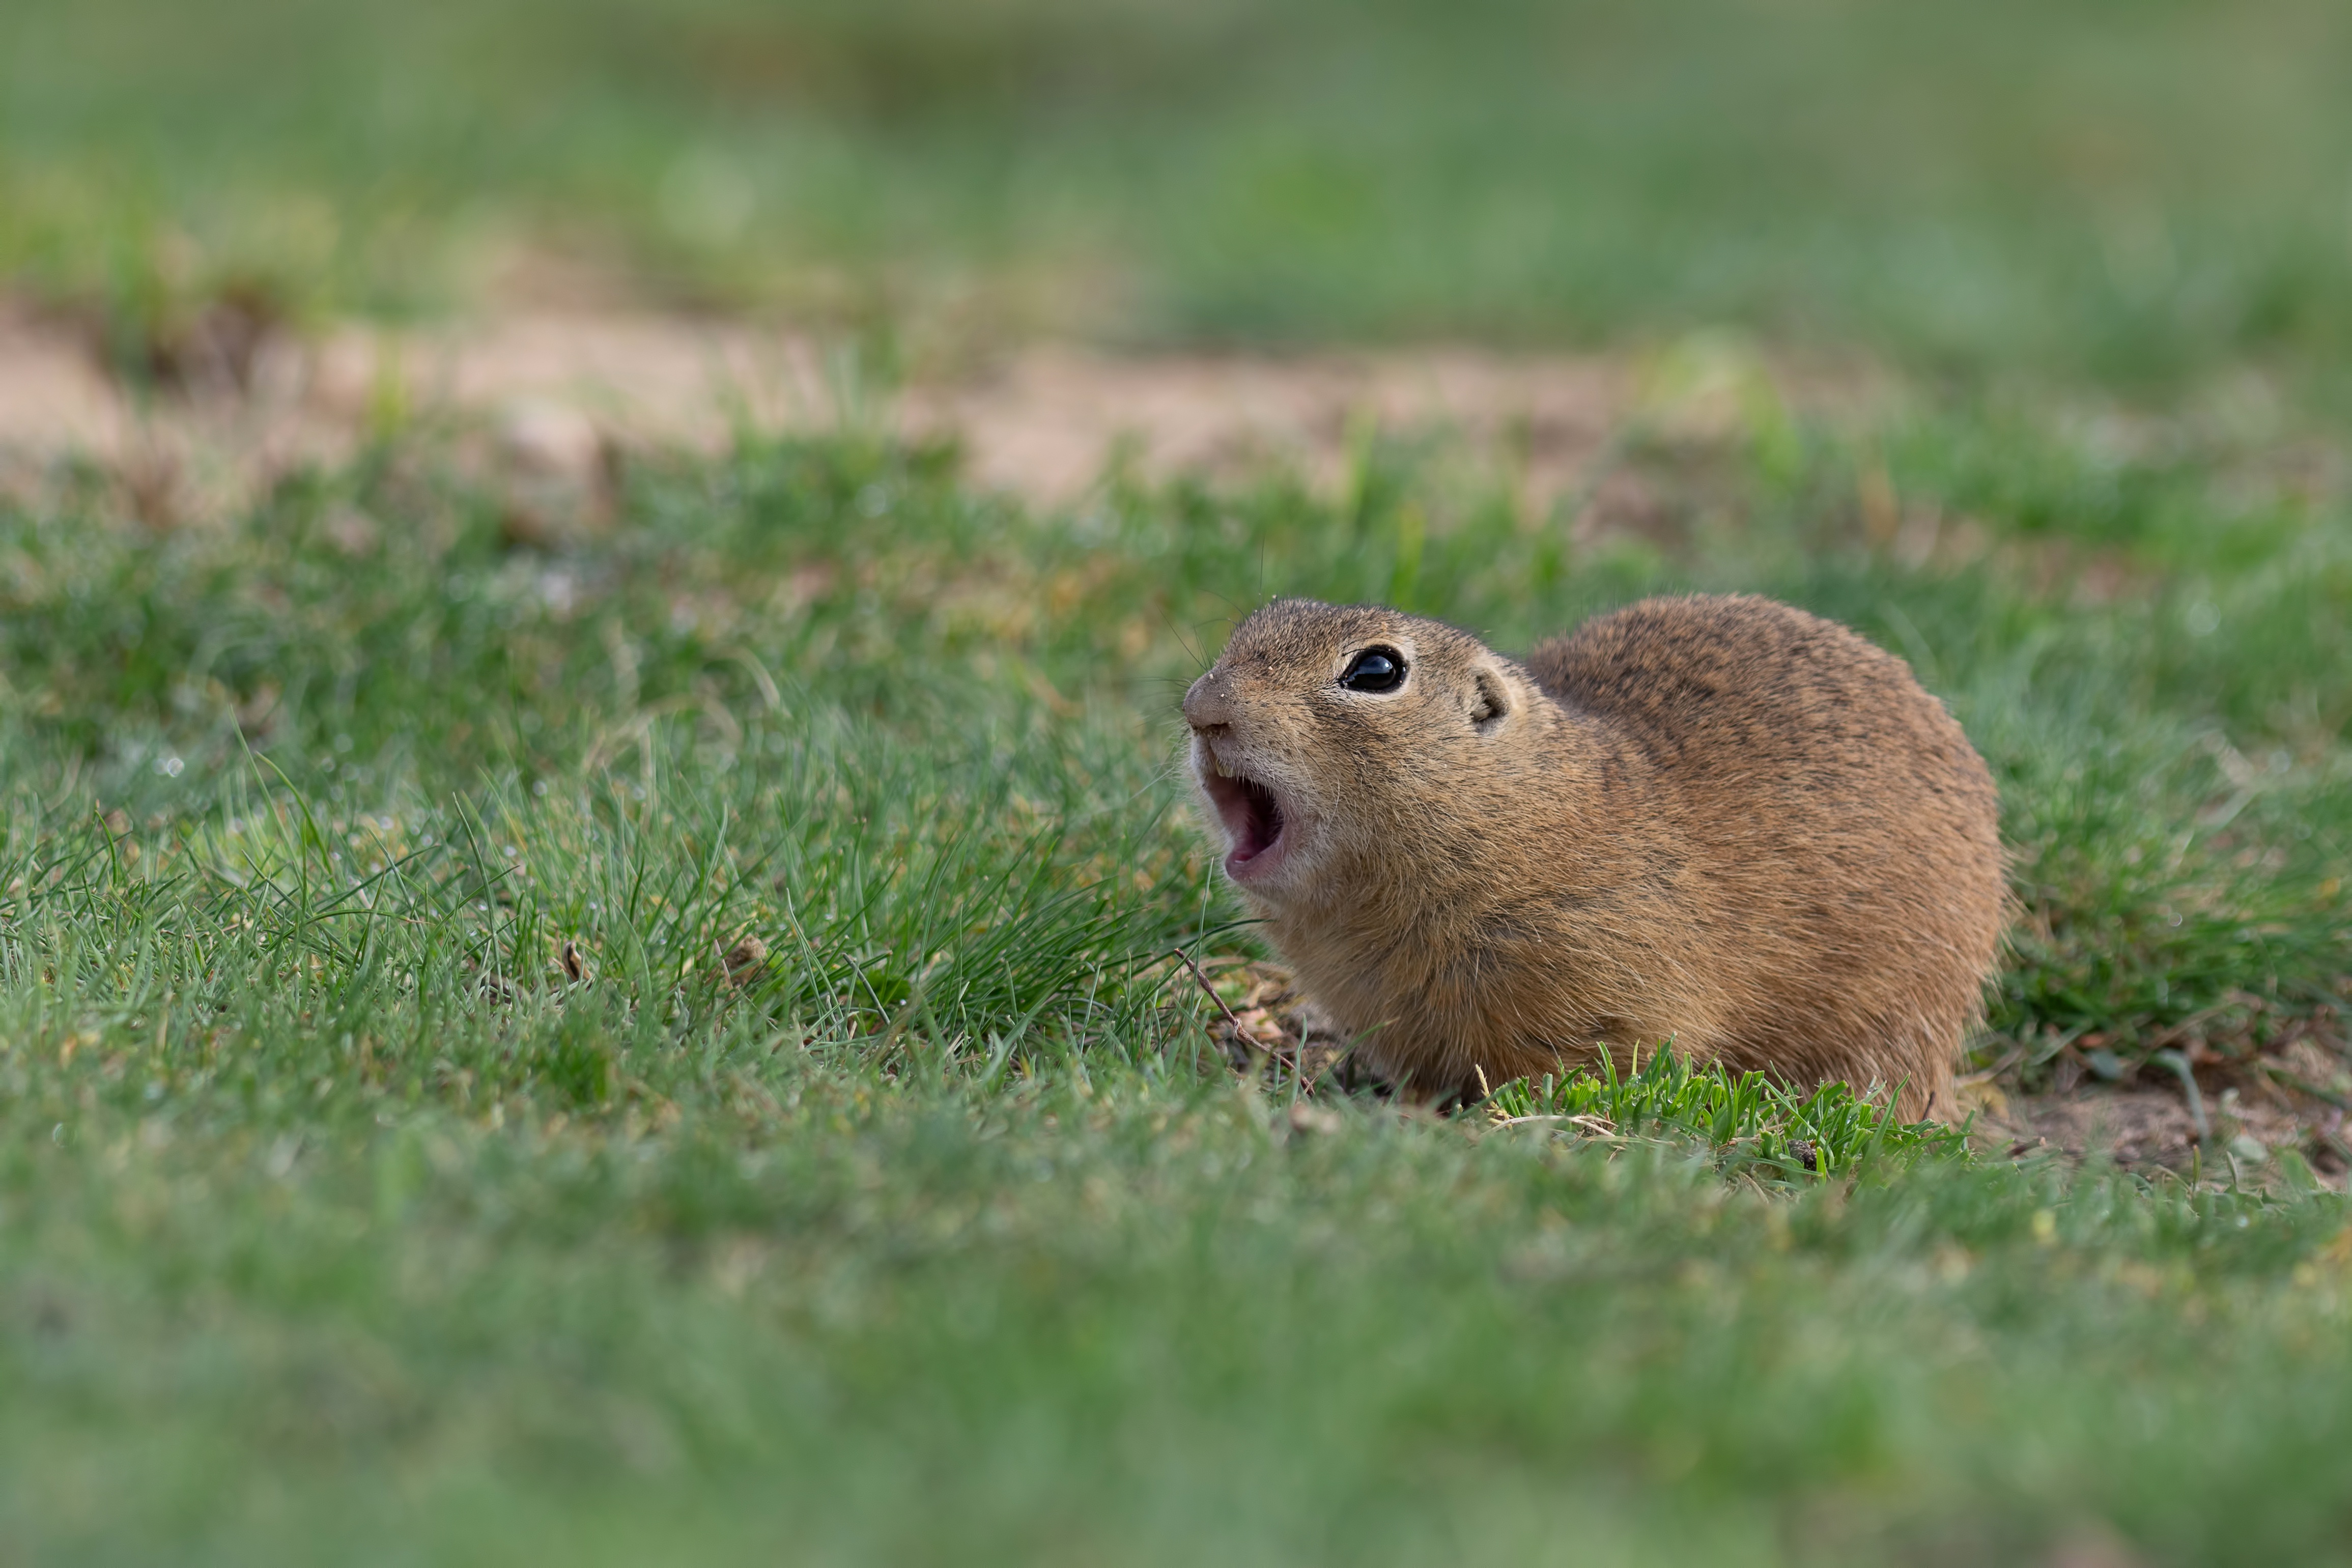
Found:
<box><xmin>1339</xmin><ymin>646</ymin><xmax>1406</xmax><ymax>693</ymax></box>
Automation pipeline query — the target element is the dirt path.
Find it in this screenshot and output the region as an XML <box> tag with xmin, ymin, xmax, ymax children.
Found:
<box><xmin>2</xmin><ymin>297</ymin><xmax>1806</xmax><ymax>519</ymax></box>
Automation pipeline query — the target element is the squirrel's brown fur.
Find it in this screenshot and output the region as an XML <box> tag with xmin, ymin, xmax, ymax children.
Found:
<box><xmin>1182</xmin><ymin>594</ymin><xmax>2006</xmax><ymax>1121</ymax></box>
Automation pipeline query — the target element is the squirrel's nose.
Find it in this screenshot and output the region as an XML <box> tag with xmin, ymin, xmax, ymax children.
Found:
<box><xmin>1183</xmin><ymin>669</ymin><xmax>1236</xmax><ymax>732</ymax></box>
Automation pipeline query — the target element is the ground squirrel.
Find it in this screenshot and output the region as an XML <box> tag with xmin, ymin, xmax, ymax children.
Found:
<box><xmin>1182</xmin><ymin>594</ymin><xmax>2006</xmax><ymax>1121</ymax></box>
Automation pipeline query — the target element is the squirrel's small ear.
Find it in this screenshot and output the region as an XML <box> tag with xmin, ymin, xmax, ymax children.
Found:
<box><xmin>1469</xmin><ymin>668</ymin><xmax>1510</xmax><ymax>730</ymax></box>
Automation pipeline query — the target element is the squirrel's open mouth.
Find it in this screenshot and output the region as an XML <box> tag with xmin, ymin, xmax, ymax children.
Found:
<box><xmin>1197</xmin><ymin>750</ymin><xmax>1289</xmax><ymax>879</ymax></box>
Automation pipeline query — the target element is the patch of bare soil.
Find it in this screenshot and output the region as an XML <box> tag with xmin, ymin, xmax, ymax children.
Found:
<box><xmin>1169</xmin><ymin>955</ymin><xmax>1359</xmax><ymax>1093</ymax></box>
<box><xmin>1180</xmin><ymin>956</ymin><xmax>2352</xmax><ymax>1187</ymax></box>
<box><xmin>0</xmin><ymin>294</ymin><xmax>1813</xmax><ymax>524</ymax></box>
<box><xmin>917</xmin><ymin>345</ymin><xmax>1628</xmax><ymax>503</ymax></box>
<box><xmin>1963</xmin><ymin>1036</ymin><xmax>2352</xmax><ymax>1185</ymax></box>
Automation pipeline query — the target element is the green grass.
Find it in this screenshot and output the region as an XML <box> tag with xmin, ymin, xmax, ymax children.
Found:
<box><xmin>11</xmin><ymin>4</ymin><xmax>2352</xmax><ymax>1556</ymax></box>
<box><xmin>1481</xmin><ymin>1051</ymin><xmax>1971</xmax><ymax>1182</ymax></box>
<box><xmin>9</xmin><ymin>0</ymin><xmax>2352</xmax><ymax>391</ymax></box>
<box><xmin>3</xmin><ymin>395</ymin><xmax>2351</xmax><ymax>1560</ymax></box>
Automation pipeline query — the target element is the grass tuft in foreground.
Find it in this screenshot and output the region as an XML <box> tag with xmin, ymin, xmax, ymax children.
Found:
<box><xmin>1481</xmin><ymin>1050</ymin><xmax>1970</xmax><ymax>1180</ymax></box>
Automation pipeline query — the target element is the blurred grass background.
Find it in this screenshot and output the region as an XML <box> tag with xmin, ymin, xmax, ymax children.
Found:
<box><xmin>7</xmin><ymin>0</ymin><xmax>2352</xmax><ymax>388</ymax></box>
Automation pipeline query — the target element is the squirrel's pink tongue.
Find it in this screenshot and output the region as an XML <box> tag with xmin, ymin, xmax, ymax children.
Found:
<box><xmin>1202</xmin><ymin>768</ymin><xmax>1286</xmax><ymax>872</ymax></box>
<box><xmin>1227</xmin><ymin>779</ymin><xmax>1286</xmax><ymax>872</ymax></box>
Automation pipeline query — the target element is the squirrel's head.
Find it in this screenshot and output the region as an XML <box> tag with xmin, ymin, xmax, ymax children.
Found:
<box><xmin>1182</xmin><ymin>599</ymin><xmax>1543</xmax><ymax>903</ymax></box>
